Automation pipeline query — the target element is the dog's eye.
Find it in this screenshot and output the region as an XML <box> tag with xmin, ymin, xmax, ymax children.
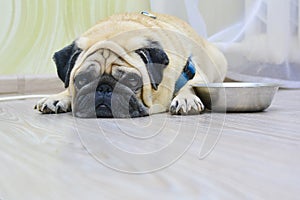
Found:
<box><xmin>127</xmin><ymin>75</ymin><xmax>140</xmax><ymax>87</ymax></box>
<box><xmin>120</xmin><ymin>73</ymin><xmax>142</xmax><ymax>91</ymax></box>
<box><xmin>74</xmin><ymin>73</ymin><xmax>92</xmax><ymax>90</ymax></box>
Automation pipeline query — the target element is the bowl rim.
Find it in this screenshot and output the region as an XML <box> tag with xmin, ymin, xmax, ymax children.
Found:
<box><xmin>192</xmin><ymin>82</ymin><xmax>280</xmax><ymax>88</ymax></box>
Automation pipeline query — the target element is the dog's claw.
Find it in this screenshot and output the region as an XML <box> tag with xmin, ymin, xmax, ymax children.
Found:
<box><xmin>35</xmin><ymin>93</ymin><xmax>72</xmax><ymax>114</ymax></box>
<box><xmin>170</xmin><ymin>94</ymin><xmax>205</xmax><ymax>115</ymax></box>
<box><xmin>170</xmin><ymin>100</ymin><xmax>179</xmax><ymax>115</ymax></box>
<box><xmin>55</xmin><ymin>106</ymin><xmax>61</xmax><ymax>114</ymax></box>
<box><xmin>55</xmin><ymin>103</ymin><xmax>68</xmax><ymax>114</ymax></box>
<box><xmin>41</xmin><ymin>104</ymin><xmax>47</xmax><ymax>112</ymax></box>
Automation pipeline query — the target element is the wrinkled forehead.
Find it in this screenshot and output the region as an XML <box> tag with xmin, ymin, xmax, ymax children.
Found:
<box><xmin>75</xmin><ymin>49</ymin><xmax>117</xmax><ymax>75</ymax></box>
<box><xmin>71</xmin><ymin>40</ymin><xmax>147</xmax><ymax>77</ymax></box>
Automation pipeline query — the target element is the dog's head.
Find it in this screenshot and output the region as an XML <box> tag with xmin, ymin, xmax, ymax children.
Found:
<box><xmin>53</xmin><ymin>38</ymin><xmax>169</xmax><ymax>118</ymax></box>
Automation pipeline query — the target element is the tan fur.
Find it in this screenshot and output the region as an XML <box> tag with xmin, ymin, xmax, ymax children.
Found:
<box><xmin>36</xmin><ymin>12</ymin><xmax>227</xmax><ymax>116</ymax></box>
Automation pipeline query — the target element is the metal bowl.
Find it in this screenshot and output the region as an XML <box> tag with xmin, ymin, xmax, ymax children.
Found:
<box><xmin>192</xmin><ymin>83</ymin><xmax>279</xmax><ymax>112</ymax></box>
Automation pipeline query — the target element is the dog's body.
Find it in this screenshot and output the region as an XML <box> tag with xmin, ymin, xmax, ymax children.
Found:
<box><xmin>35</xmin><ymin>12</ymin><xmax>227</xmax><ymax>118</ymax></box>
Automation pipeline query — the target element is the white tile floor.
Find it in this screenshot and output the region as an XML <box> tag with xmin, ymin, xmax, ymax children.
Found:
<box><xmin>0</xmin><ymin>89</ymin><xmax>299</xmax><ymax>200</ymax></box>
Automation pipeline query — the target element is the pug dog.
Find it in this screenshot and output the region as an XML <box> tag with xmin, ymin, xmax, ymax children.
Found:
<box><xmin>35</xmin><ymin>12</ymin><xmax>227</xmax><ymax>118</ymax></box>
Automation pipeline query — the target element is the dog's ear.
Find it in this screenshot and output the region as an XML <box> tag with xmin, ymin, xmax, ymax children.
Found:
<box><xmin>53</xmin><ymin>42</ymin><xmax>82</xmax><ymax>88</ymax></box>
<box><xmin>135</xmin><ymin>45</ymin><xmax>169</xmax><ymax>90</ymax></box>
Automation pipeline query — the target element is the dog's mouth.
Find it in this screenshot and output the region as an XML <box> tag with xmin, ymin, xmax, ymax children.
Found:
<box><xmin>94</xmin><ymin>97</ymin><xmax>148</xmax><ymax>118</ymax></box>
<box><xmin>73</xmin><ymin>75</ymin><xmax>149</xmax><ymax>118</ymax></box>
<box><xmin>95</xmin><ymin>103</ymin><xmax>111</xmax><ymax>117</ymax></box>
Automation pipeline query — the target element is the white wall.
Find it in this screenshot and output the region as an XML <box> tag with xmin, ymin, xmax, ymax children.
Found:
<box><xmin>0</xmin><ymin>0</ymin><xmax>150</xmax><ymax>75</ymax></box>
<box><xmin>151</xmin><ymin>0</ymin><xmax>245</xmax><ymax>37</ymax></box>
<box><xmin>150</xmin><ymin>0</ymin><xmax>188</xmax><ymax>21</ymax></box>
<box><xmin>198</xmin><ymin>0</ymin><xmax>245</xmax><ymax>36</ymax></box>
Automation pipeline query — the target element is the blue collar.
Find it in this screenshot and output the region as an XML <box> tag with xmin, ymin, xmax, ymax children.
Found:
<box><xmin>174</xmin><ymin>57</ymin><xmax>196</xmax><ymax>94</ymax></box>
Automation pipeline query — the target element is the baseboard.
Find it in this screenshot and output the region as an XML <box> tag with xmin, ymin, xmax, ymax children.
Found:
<box><xmin>0</xmin><ymin>75</ymin><xmax>64</xmax><ymax>94</ymax></box>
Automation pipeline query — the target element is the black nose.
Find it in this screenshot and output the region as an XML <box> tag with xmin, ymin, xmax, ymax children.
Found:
<box><xmin>95</xmin><ymin>83</ymin><xmax>114</xmax><ymax>118</ymax></box>
<box><xmin>97</xmin><ymin>84</ymin><xmax>113</xmax><ymax>97</ymax></box>
<box><xmin>95</xmin><ymin>83</ymin><xmax>113</xmax><ymax>107</ymax></box>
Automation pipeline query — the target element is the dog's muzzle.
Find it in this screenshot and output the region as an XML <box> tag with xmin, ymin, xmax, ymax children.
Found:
<box><xmin>73</xmin><ymin>75</ymin><xmax>149</xmax><ymax>118</ymax></box>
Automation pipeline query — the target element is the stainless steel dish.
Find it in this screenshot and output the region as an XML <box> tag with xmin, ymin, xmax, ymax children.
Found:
<box><xmin>192</xmin><ymin>83</ymin><xmax>279</xmax><ymax>112</ymax></box>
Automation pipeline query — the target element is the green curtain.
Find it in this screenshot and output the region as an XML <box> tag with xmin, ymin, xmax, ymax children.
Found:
<box><xmin>0</xmin><ymin>0</ymin><xmax>150</xmax><ymax>75</ymax></box>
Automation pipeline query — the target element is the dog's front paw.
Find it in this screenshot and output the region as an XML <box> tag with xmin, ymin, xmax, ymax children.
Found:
<box><xmin>170</xmin><ymin>94</ymin><xmax>205</xmax><ymax>115</ymax></box>
<box><xmin>34</xmin><ymin>93</ymin><xmax>71</xmax><ymax>114</ymax></box>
